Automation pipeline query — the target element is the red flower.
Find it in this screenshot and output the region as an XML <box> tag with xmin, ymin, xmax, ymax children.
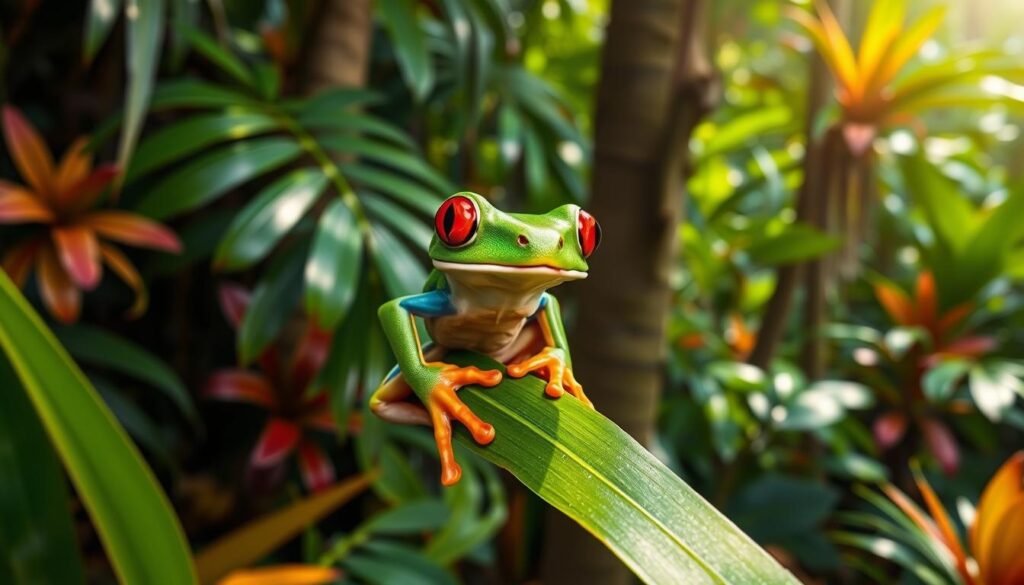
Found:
<box><xmin>0</xmin><ymin>106</ymin><xmax>181</xmax><ymax>322</ymax></box>
<box><xmin>203</xmin><ymin>284</ymin><xmax>337</xmax><ymax>492</ymax></box>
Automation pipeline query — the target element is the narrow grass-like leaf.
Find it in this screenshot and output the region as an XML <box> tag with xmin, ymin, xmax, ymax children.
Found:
<box><xmin>239</xmin><ymin>241</ymin><xmax>307</xmax><ymax>364</ymax></box>
<box><xmin>118</xmin><ymin>0</ymin><xmax>166</xmax><ymax>175</ymax></box>
<box><xmin>343</xmin><ymin>541</ymin><xmax>456</xmax><ymax>585</ymax></box>
<box><xmin>303</xmin><ymin>115</ymin><xmax>416</xmax><ymax>149</ymax></box>
<box><xmin>84</xmin><ymin>0</ymin><xmax>124</xmax><ymax>64</ymax></box>
<box><xmin>55</xmin><ymin>324</ymin><xmax>197</xmax><ymax>424</ymax></box>
<box><xmin>180</xmin><ymin>27</ymin><xmax>255</xmax><ymax>88</ymax></box>
<box><xmin>194</xmin><ymin>473</ymin><xmax>375</xmax><ymax>584</ymax></box>
<box><xmin>321</xmin><ymin>135</ymin><xmax>453</xmax><ymax>195</ymax></box>
<box><xmin>371</xmin><ymin>225</ymin><xmax>427</xmax><ymax>298</ymax></box>
<box><xmin>151</xmin><ymin>79</ymin><xmax>262</xmax><ymax>110</ymax></box>
<box><xmin>362</xmin><ymin>193</ymin><xmax>433</xmax><ymax>250</ymax></box>
<box><xmin>0</xmin><ymin>271</ymin><xmax>197</xmax><ymax>585</ymax></box>
<box><xmin>440</xmin><ymin>352</ymin><xmax>800</xmax><ymax>585</ymax></box>
<box><xmin>128</xmin><ymin>111</ymin><xmax>279</xmax><ymax>182</ymax></box>
<box><xmin>216</xmin><ymin>168</ymin><xmax>328</xmax><ymax>271</ymax></box>
<box><xmin>136</xmin><ymin>137</ymin><xmax>302</xmax><ymax>220</ymax></box>
<box><xmin>378</xmin><ymin>0</ymin><xmax>434</xmax><ymax>100</ymax></box>
<box><xmin>0</xmin><ymin>358</ymin><xmax>86</xmax><ymax>585</ymax></box>
<box><xmin>341</xmin><ymin>163</ymin><xmax>443</xmax><ymax>216</ymax></box>
<box><xmin>304</xmin><ymin>199</ymin><xmax>363</xmax><ymax>330</ymax></box>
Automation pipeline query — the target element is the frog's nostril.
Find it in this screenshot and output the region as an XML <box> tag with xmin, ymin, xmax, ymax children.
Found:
<box><xmin>517</xmin><ymin>235</ymin><xmax>529</xmax><ymax>247</ymax></box>
<box><xmin>557</xmin><ymin>236</ymin><xmax>564</xmax><ymax>249</ymax></box>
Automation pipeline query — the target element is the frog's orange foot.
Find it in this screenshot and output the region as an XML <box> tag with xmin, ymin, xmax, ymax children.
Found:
<box><xmin>507</xmin><ymin>347</ymin><xmax>593</xmax><ymax>408</ymax></box>
<box><xmin>428</xmin><ymin>365</ymin><xmax>502</xmax><ymax>486</ymax></box>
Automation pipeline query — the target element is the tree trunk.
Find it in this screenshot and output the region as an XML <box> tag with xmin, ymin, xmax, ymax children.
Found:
<box><xmin>747</xmin><ymin>0</ymin><xmax>847</xmax><ymax>371</ymax></box>
<box><xmin>303</xmin><ymin>0</ymin><xmax>374</xmax><ymax>92</ymax></box>
<box><xmin>540</xmin><ymin>1</ymin><xmax>715</xmax><ymax>583</ymax></box>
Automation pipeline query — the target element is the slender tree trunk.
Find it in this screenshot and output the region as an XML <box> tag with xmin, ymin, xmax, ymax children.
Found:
<box><xmin>303</xmin><ymin>0</ymin><xmax>374</xmax><ymax>92</ymax></box>
<box><xmin>747</xmin><ymin>0</ymin><xmax>842</xmax><ymax>370</ymax></box>
<box><xmin>540</xmin><ymin>1</ymin><xmax>715</xmax><ymax>583</ymax></box>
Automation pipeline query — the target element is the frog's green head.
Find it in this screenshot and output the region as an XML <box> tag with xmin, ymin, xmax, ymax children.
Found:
<box><xmin>428</xmin><ymin>192</ymin><xmax>600</xmax><ymax>283</ymax></box>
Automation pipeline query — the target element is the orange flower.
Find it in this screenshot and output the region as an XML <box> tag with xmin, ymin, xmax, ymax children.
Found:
<box><xmin>0</xmin><ymin>106</ymin><xmax>180</xmax><ymax>322</ymax></box>
<box><xmin>886</xmin><ymin>453</ymin><xmax>1024</xmax><ymax>585</ymax></box>
<box><xmin>218</xmin><ymin>565</ymin><xmax>340</xmax><ymax>585</ymax></box>
<box><xmin>789</xmin><ymin>0</ymin><xmax>945</xmax><ymax>155</ymax></box>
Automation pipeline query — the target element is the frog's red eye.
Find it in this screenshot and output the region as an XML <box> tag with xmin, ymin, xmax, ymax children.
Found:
<box><xmin>577</xmin><ymin>209</ymin><xmax>601</xmax><ymax>258</ymax></box>
<box><xmin>435</xmin><ymin>195</ymin><xmax>478</xmax><ymax>247</ymax></box>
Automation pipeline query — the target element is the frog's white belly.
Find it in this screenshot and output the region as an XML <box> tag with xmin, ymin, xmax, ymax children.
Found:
<box><xmin>425</xmin><ymin>261</ymin><xmax>585</xmax><ymax>358</ymax></box>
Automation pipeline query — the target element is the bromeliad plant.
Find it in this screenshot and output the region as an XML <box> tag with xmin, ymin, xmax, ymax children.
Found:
<box><xmin>204</xmin><ymin>284</ymin><xmax>338</xmax><ymax>493</ymax></box>
<box><xmin>830</xmin><ymin>154</ymin><xmax>1024</xmax><ymax>473</ymax></box>
<box><xmin>0</xmin><ymin>106</ymin><xmax>181</xmax><ymax>323</ymax></box>
<box><xmin>789</xmin><ymin>0</ymin><xmax>1024</xmax><ymax>155</ymax></box>
<box><xmin>838</xmin><ymin>452</ymin><xmax>1024</xmax><ymax>585</ymax></box>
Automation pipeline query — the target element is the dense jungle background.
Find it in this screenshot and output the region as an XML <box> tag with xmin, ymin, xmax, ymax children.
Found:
<box><xmin>2</xmin><ymin>0</ymin><xmax>1024</xmax><ymax>583</ymax></box>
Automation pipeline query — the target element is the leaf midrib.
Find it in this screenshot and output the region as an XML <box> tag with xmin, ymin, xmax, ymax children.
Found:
<box><xmin>471</xmin><ymin>386</ymin><xmax>728</xmax><ymax>585</ymax></box>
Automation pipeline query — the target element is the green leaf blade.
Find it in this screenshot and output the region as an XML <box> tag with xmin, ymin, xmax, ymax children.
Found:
<box><xmin>0</xmin><ymin>272</ymin><xmax>197</xmax><ymax>585</ymax></box>
<box><xmin>305</xmin><ymin>199</ymin><xmax>364</xmax><ymax>331</ymax></box>
<box><xmin>215</xmin><ymin>168</ymin><xmax>329</xmax><ymax>271</ymax></box>
<box><xmin>135</xmin><ymin>137</ymin><xmax>303</xmax><ymax>220</ymax></box>
<box><xmin>442</xmin><ymin>352</ymin><xmax>799</xmax><ymax>585</ymax></box>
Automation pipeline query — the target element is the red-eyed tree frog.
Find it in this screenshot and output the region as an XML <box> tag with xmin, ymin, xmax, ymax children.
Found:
<box><xmin>371</xmin><ymin>192</ymin><xmax>601</xmax><ymax>485</ymax></box>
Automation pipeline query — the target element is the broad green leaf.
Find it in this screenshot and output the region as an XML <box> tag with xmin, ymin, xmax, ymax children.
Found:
<box><xmin>289</xmin><ymin>87</ymin><xmax>383</xmax><ymax>115</ymax></box>
<box><xmin>898</xmin><ymin>154</ymin><xmax>975</xmax><ymax>257</ymax></box>
<box><xmin>424</xmin><ymin>447</ymin><xmax>506</xmax><ymax>564</ymax></box>
<box><xmin>371</xmin><ymin>225</ymin><xmax>428</xmax><ymax>298</ymax></box>
<box><xmin>824</xmin><ymin>453</ymin><xmax>888</xmax><ymax>483</ymax></box>
<box><xmin>180</xmin><ymin>26</ymin><xmax>255</xmax><ymax>88</ymax></box>
<box><xmin>378</xmin><ymin>0</ymin><xmax>434</xmax><ymax>100</ymax></box>
<box><xmin>136</xmin><ymin>137</ymin><xmax>303</xmax><ymax>220</ymax></box>
<box><xmin>440</xmin><ymin>352</ymin><xmax>799</xmax><ymax>585</ymax></box>
<box><xmin>344</xmin><ymin>541</ymin><xmax>456</xmax><ymax>585</ymax></box>
<box><xmin>151</xmin><ymin>78</ymin><xmax>261</xmax><ymax>109</ymax></box>
<box><xmin>0</xmin><ymin>358</ymin><xmax>86</xmax><ymax>585</ymax></box>
<box><xmin>302</xmin><ymin>114</ymin><xmax>416</xmax><ymax>149</ymax></box>
<box><xmin>118</xmin><ymin>0</ymin><xmax>166</xmax><ymax>175</ymax></box>
<box><xmin>341</xmin><ymin>163</ymin><xmax>443</xmax><ymax>216</ymax></box>
<box><xmin>707</xmin><ymin>360</ymin><xmax>767</xmax><ymax>391</ymax></box>
<box><xmin>194</xmin><ymin>474</ymin><xmax>374</xmax><ymax>584</ymax></box>
<box><xmin>84</xmin><ymin>0</ymin><xmax>124</xmax><ymax>64</ymax></box>
<box><xmin>969</xmin><ymin>366</ymin><xmax>1017</xmax><ymax>421</ymax></box>
<box><xmin>239</xmin><ymin>241</ymin><xmax>308</xmax><ymax>364</ymax></box>
<box><xmin>956</xmin><ymin>186</ymin><xmax>1024</xmax><ymax>304</ymax></box>
<box><xmin>215</xmin><ymin>168</ymin><xmax>328</xmax><ymax>271</ymax></box>
<box><xmin>321</xmin><ymin>135</ymin><xmax>453</xmax><ymax>195</ymax></box>
<box><xmin>729</xmin><ymin>474</ymin><xmax>838</xmax><ymax>543</ymax></box>
<box><xmin>698</xmin><ymin>107</ymin><xmax>794</xmax><ymax>161</ymax></box>
<box><xmin>0</xmin><ymin>271</ymin><xmax>197</xmax><ymax>585</ymax></box>
<box><xmin>128</xmin><ymin>111</ymin><xmax>279</xmax><ymax>181</ymax></box>
<box><xmin>93</xmin><ymin>378</ymin><xmax>174</xmax><ymax>469</ymax></box>
<box><xmin>305</xmin><ymin>199</ymin><xmax>364</xmax><ymax>330</ymax></box>
<box><xmin>777</xmin><ymin>389</ymin><xmax>844</xmax><ymax>430</ymax></box>
<box><xmin>362</xmin><ymin>193</ymin><xmax>434</xmax><ymax>250</ymax></box>
<box><xmin>55</xmin><ymin>324</ymin><xmax>198</xmax><ymax>424</ymax></box>
<box><xmin>747</xmin><ymin>224</ymin><xmax>840</xmax><ymax>266</ymax></box>
<box><xmin>922</xmin><ymin>360</ymin><xmax>970</xmax><ymax>402</ymax></box>
<box><xmin>362</xmin><ymin>500</ymin><xmax>450</xmax><ymax>535</ymax></box>
<box><xmin>317</xmin><ymin>285</ymin><xmax>370</xmax><ymax>441</ymax></box>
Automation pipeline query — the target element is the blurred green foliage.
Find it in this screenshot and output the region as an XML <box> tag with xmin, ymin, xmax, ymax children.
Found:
<box><xmin>1</xmin><ymin>0</ymin><xmax>1024</xmax><ymax>583</ymax></box>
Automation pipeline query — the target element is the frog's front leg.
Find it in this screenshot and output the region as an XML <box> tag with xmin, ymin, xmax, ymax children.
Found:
<box><xmin>374</xmin><ymin>295</ymin><xmax>501</xmax><ymax>485</ymax></box>
<box><xmin>506</xmin><ymin>294</ymin><xmax>593</xmax><ymax>408</ymax></box>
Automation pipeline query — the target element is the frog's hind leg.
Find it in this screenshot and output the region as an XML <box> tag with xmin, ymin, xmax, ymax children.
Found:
<box><xmin>371</xmin><ymin>345</ymin><xmax>501</xmax><ymax>485</ymax></box>
<box><xmin>369</xmin><ymin>370</ymin><xmax>431</xmax><ymax>426</ymax></box>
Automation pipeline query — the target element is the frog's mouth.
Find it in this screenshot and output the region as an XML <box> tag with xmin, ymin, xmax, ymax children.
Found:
<box><xmin>432</xmin><ymin>260</ymin><xmax>587</xmax><ymax>280</ymax></box>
